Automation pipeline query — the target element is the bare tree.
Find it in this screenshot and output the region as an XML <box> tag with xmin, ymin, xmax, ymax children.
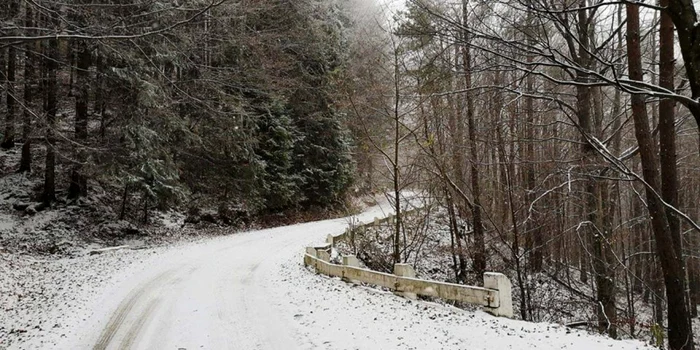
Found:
<box><xmin>627</xmin><ymin>3</ymin><xmax>694</xmax><ymax>349</ymax></box>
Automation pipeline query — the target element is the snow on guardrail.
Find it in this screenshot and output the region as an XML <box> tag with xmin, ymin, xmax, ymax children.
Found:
<box><xmin>304</xmin><ymin>212</ymin><xmax>513</xmax><ymax>318</ymax></box>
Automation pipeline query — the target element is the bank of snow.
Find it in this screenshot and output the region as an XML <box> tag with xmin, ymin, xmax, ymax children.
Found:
<box><xmin>273</xmin><ymin>252</ymin><xmax>652</xmax><ymax>350</ymax></box>
<box><xmin>0</xmin><ymin>247</ymin><xmax>166</xmax><ymax>349</ymax></box>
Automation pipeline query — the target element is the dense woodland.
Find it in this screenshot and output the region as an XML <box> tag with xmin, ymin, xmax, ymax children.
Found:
<box><xmin>2</xmin><ymin>0</ymin><xmax>700</xmax><ymax>349</ymax></box>
<box><xmin>346</xmin><ymin>1</ymin><xmax>700</xmax><ymax>350</ymax></box>
<box><xmin>0</xmin><ymin>0</ymin><xmax>356</xmax><ymax>224</ymax></box>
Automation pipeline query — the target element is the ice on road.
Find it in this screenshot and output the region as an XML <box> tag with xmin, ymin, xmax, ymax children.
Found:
<box><xmin>51</xmin><ymin>202</ymin><xmax>650</xmax><ymax>350</ymax></box>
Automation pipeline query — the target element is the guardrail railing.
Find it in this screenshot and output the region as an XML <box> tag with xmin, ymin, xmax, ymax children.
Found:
<box><xmin>305</xmin><ymin>212</ymin><xmax>513</xmax><ymax>318</ymax></box>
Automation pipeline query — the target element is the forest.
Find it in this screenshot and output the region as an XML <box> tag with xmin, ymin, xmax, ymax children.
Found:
<box><xmin>1</xmin><ymin>0</ymin><xmax>700</xmax><ymax>349</ymax></box>
<box><xmin>0</xmin><ymin>0</ymin><xmax>356</xmax><ymax>222</ymax></box>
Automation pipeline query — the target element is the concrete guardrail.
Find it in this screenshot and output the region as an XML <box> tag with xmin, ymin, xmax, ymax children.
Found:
<box><xmin>305</xmin><ymin>212</ymin><xmax>513</xmax><ymax>318</ymax></box>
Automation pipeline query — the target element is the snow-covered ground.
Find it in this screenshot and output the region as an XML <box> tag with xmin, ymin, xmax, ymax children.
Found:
<box><xmin>2</xmin><ymin>201</ymin><xmax>653</xmax><ymax>349</ymax></box>
<box><xmin>0</xmin><ymin>247</ymin><xmax>166</xmax><ymax>348</ymax></box>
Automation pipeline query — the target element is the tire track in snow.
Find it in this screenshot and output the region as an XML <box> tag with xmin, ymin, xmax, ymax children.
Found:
<box><xmin>81</xmin><ymin>199</ymin><xmax>397</xmax><ymax>350</ymax></box>
<box><xmin>93</xmin><ymin>268</ymin><xmax>179</xmax><ymax>350</ymax></box>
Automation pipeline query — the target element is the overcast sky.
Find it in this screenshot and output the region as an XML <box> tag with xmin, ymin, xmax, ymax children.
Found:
<box><xmin>342</xmin><ymin>0</ymin><xmax>406</xmax><ymax>36</ymax></box>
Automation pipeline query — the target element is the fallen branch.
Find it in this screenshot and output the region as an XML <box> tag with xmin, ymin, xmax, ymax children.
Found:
<box><xmin>566</xmin><ymin>321</ymin><xmax>593</xmax><ymax>328</ymax></box>
<box><xmin>88</xmin><ymin>245</ymin><xmax>130</xmax><ymax>255</ymax></box>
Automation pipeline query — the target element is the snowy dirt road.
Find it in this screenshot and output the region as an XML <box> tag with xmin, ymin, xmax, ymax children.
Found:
<box><xmin>41</xmin><ymin>202</ymin><xmax>652</xmax><ymax>350</ymax></box>
<box><xmin>58</xmin><ymin>204</ymin><xmax>393</xmax><ymax>350</ymax></box>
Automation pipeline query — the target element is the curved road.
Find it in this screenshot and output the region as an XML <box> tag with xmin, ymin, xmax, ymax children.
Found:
<box><xmin>79</xmin><ymin>203</ymin><xmax>392</xmax><ymax>350</ymax></box>
<box><xmin>54</xmin><ymin>196</ymin><xmax>653</xmax><ymax>350</ymax></box>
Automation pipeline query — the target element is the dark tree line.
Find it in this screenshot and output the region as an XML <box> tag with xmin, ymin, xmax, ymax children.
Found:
<box><xmin>0</xmin><ymin>0</ymin><xmax>357</xmax><ymax>220</ymax></box>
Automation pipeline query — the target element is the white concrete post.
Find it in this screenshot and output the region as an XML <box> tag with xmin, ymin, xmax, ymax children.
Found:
<box><xmin>326</xmin><ymin>234</ymin><xmax>334</xmax><ymax>245</ymax></box>
<box><xmin>305</xmin><ymin>247</ymin><xmax>317</xmax><ymax>257</ymax></box>
<box><xmin>342</xmin><ymin>255</ymin><xmax>360</xmax><ymax>267</ymax></box>
<box><xmin>342</xmin><ymin>255</ymin><xmax>361</xmax><ymax>283</ymax></box>
<box><xmin>317</xmin><ymin>250</ymin><xmax>331</xmax><ymax>262</ymax></box>
<box><xmin>373</xmin><ymin>217</ymin><xmax>380</xmax><ymax>225</ymax></box>
<box><xmin>393</xmin><ymin>263</ymin><xmax>417</xmax><ymax>300</ymax></box>
<box><xmin>483</xmin><ymin>272</ymin><xmax>513</xmax><ymax>318</ymax></box>
<box><xmin>315</xmin><ymin>243</ymin><xmax>331</xmax><ymax>250</ymax></box>
<box><xmin>394</xmin><ymin>263</ymin><xmax>415</xmax><ymax>277</ymax></box>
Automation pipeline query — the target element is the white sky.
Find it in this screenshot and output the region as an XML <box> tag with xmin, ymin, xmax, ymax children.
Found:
<box><xmin>344</xmin><ymin>0</ymin><xmax>406</xmax><ymax>28</ymax></box>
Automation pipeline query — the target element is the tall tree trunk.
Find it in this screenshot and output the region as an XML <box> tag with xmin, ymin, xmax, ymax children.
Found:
<box><xmin>498</xmin><ymin>115</ymin><xmax>529</xmax><ymax>320</ymax></box>
<box><xmin>592</xmin><ymin>63</ymin><xmax>618</xmax><ymax>341</ymax></box>
<box><xmin>463</xmin><ymin>0</ymin><xmax>486</xmax><ymax>278</ymax></box>
<box><xmin>659</xmin><ymin>0</ymin><xmax>684</xmax><ymax>287</ymax></box>
<box><xmin>627</xmin><ymin>4</ymin><xmax>695</xmax><ymax>349</ymax></box>
<box><xmin>42</xmin><ymin>16</ymin><xmax>59</xmax><ymax>205</ymax></box>
<box><xmin>19</xmin><ymin>4</ymin><xmax>35</xmax><ymax>173</ymax></box>
<box><xmin>68</xmin><ymin>42</ymin><xmax>91</xmax><ymax>198</ymax></box>
<box><xmin>2</xmin><ymin>44</ymin><xmax>16</xmax><ymax>149</ymax></box>
<box><xmin>572</xmin><ymin>2</ymin><xmax>617</xmax><ymax>337</ymax></box>
<box><xmin>1</xmin><ymin>0</ymin><xmax>19</xmax><ymax>149</ymax></box>
<box><xmin>392</xmin><ymin>45</ymin><xmax>402</xmax><ymax>265</ymax></box>
<box><xmin>524</xmin><ymin>11</ymin><xmax>542</xmax><ymax>272</ymax></box>
<box><xmin>448</xmin><ymin>44</ymin><xmax>468</xmax><ymax>283</ymax></box>
<box><xmin>665</xmin><ymin>0</ymin><xmax>700</xmax><ymax>131</ymax></box>
<box><xmin>0</xmin><ymin>48</ymin><xmax>5</xmax><ymax>146</ymax></box>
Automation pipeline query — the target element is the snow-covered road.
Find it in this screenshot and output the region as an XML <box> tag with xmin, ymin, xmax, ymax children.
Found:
<box><xmin>57</xmin><ymin>203</ymin><xmax>392</xmax><ymax>350</ymax></box>
<box><xmin>38</xmin><ymin>202</ymin><xmax>652</xmax><ymax>350</ymax></box>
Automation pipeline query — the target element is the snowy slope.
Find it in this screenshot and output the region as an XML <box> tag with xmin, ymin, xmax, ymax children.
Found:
<box><xmin>3</xmin><ymin>201</ymin><xmax>652</xmax><ymax>349</ymax></box>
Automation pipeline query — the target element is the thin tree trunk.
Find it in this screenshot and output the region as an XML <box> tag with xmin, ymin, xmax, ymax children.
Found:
<box><xmin>659</xmin><ymin>0</ymin><xmax>688</xmax><ymax>314</ymax></box>
<box><xmin>94</xmin><ymin>54</ymin><xmax>107</xmax><ymax>140</ymax></box>
<box><xmin>19</xmin><ymin>4</ymin><xmax>35</xmax><ymax>173</ymax></box>
<box><xmin>42</xmin><ymin>14</ymin><xmax>59</xmax><ymax>205</ymax></box>
<box><xmin>392</xmin><ymin>44</ymin><xmax>402</xmax><ymax>265</ymax></box>
<box><xmin>524</xmin><ymin>11</ymin><xmax>542</xmax><ymax>272</ymax></box>
<box><xmin>119</xmin><ymin>185</ymin><xmax>129</xmax><ymax>220</ymax></box>
<box><xmin>68</xmin><ymin>42</ymin><xmax>91</xmax><ymax>198</ymax></box>
<box><xmin>2</xmin><ymin>0</ymin><xmax>20</xmax><ymax>149</ymax></box>
<box><xmin>142</xmin><ymin>194</ymin><xmax>149</xmax><ymax>224</ymax></box>
<box><xmin>504</xmin><ymin>141</ymin><xmax>528</xmax><ymax>321</ymax></box>
<box><xmin>689</xmin><ymin>235</ymin><xmax>700</xmax><ymax>317</ymax></box>
<box><xmin>447</xmin><ymin>43</ymin><xmax>466</xmax><ymax>282</ymax></box>
<box><xmin>445</xmin><ymin>191</ymin><xmax>462</xmax><ymax>282</ymax></box>
<box><xmin>627</xmin><ymin>4</ymin><xmax>695</xmax><ymax>349</ymax></box>
<box><xmin>2</xmin><ymin>44</ymin><xmax>16</xmax><ymax>149</ymax></box>
<box><xmin>463</xmin><ymin>0</ymin><xmax>486</xmax><ymax>278</ymax></box>
<box><xmin>575</xmin><ymin>2</ymin><xmax>616</xmax><ymax>336</ymax></box>
<box><xmin>0</xmin><ymin>47</ymin><xmax>6</xmax><ymax>146</ymax></box>
<box><xmin>575</xmin><ymin>24</ymin><xmax>590</xmax><ymax>285</ymax></box>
